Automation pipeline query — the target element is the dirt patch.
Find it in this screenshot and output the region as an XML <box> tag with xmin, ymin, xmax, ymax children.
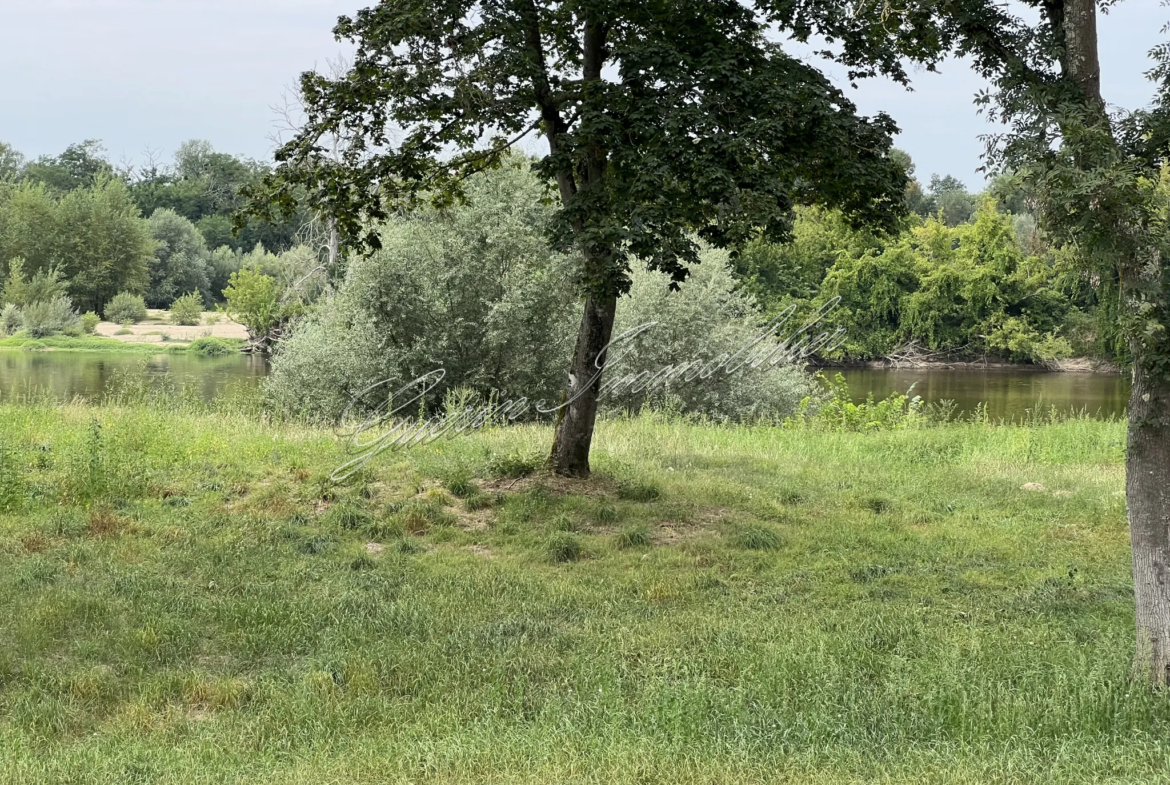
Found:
<box><xmin>466</xmin><ymin>544</ymin><xmax>494</xmax><ymax>558</ymax></box>
<box><xmin>20</xmin><ymin>532</ymin><xmax>50</xmax><ymax>553</ymax></box>
<box><xmin>651</xmin><ymin>506</ymin><xmax>731</xmax><ymax>545</ymax></box>
<box><xmin>451</xmin><ymin>506</ymin><xmax>493</xmax><ymax>531</ymax></box>
<box><xmin>87</xmin><ymin>507</ymin><xmax>130</xmax><ymax>537</ymax></box>
<box><xmin>481</xmin><ymin>470</ymin><xmax>617</xmax><ymax>498</ymax></box>
<box><xmin>364</xmin><ymin>542</ymin><xmax>384</xmax><ymax>554</ymax></box>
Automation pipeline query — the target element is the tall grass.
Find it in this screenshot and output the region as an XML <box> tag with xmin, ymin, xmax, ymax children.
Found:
<box><xmin>0</xmin><ymin>400</ymin><xmax>1153</xmax><ymax>784</ymax></box>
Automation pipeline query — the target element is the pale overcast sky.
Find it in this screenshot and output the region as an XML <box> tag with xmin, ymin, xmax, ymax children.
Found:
<box><xmin>1</xmin><ymin>0</ymin><xmax>1164</xmax><ymax>189</ymax></box>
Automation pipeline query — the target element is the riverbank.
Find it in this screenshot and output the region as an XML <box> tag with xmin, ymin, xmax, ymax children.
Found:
<box><xmin>823</xmin><ymin>355</ymin><xmax>1123</xmax><ymax>374</ymax></box>
<box><xmin>1</xmin><ymin>402</ymin><xmax>1158</xmax><ymax>783</ymax></box>
<box><xmin>91</xmin><ymin>308</ymin><xmax>249</xmax><ymax>346</ymax></box>
<box><xmin>0</xmin><ymin>334</ymin><xmax>246</xmax><ymax>355</ymax></box>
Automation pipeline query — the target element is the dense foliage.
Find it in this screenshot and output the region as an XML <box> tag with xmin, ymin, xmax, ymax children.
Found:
<box><xmin>146</xmin><ymin>209</ymin><xmax>212</xmax><ymax>308</ymax></box>
<box><xmin>733</xmin><ymin>161</ymin><xmax>1115</xmax><ymax>364</ymax></box>
<box><xmin>268</xmin><ymin>161</ymin><xmax>817</xmax><ymax>423</ymax></box>
<box><xmin>0</xmin><ymin>139</ymin><xmax>323</xmax><ymax>340</ymax></box>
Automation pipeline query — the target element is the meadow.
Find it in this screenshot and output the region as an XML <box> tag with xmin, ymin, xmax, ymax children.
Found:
<box><xmin>0</xmin><ymin>400</ymin><xmax>1158</xmax><ymax>784</ymax></box>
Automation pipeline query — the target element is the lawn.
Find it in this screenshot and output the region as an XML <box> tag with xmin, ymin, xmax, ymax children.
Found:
<box><xmin>0</xmin><ymin>402</ymin><xmax>1158</xmax><ymax>784</ymax></box>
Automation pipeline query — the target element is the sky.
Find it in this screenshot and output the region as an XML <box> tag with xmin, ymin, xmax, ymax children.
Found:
<box><xmin>2</xmin><ymin>0</ymin><xmax>1165</xmax><ymax>190</ymax></box>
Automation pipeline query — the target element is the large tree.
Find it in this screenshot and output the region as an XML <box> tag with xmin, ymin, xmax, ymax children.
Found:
<box><xmin>874</xmin><ymin>0</ymin><xmax>1170</xmax><ymax>684</ymax></box>
<box><xmin>246</xmin><ymin>0</ymin><xmax>931</xmax><ymax>476</ymax></box>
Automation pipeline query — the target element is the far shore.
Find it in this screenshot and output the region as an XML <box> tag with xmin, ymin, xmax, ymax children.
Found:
<box><xmin>816</xmin><ymin>355</ymin><xmax>1123</xmax><ymax>375</ymax></box>
<box><xmin>92</xmin><ymin>308</ymin><xmax>248</xmax><ymax>346</ymax></box>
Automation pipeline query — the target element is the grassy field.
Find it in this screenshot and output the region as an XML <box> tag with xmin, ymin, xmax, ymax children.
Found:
<box><xmin>0</xmin><ymin>402</ymin><xmax>1158</xmax><ymax>783</ymax></box>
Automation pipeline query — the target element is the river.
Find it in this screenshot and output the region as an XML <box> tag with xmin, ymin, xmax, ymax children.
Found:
<box><xmin>0</xmin><ymin>350</ymin><xmax>269</xmax><ymax>403</ymax></box>
<box><xmin>0</xmin><ymin>350</ymin><xmax>1132</xmax><ymax>420</ymax></box>
<box><xmin>836</xmin><ymin>366</ymin><xmax>1130</xmax><ymax>421</ymax></box>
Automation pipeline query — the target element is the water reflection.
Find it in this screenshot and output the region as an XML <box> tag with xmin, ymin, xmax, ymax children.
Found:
<box><xmin>0</xmin><ymin>350</ymin><xmax>1134</xmax><ymax>421</ymax></box>
<box><xmin>834</xmin><ymin>367</ymin><xmax>1131</xmax><ymax>421</ymax></box>
<box><xmin>0</xmin><ymin>350</ymin><xmax>269</xmax><ymax>403</ymax></box>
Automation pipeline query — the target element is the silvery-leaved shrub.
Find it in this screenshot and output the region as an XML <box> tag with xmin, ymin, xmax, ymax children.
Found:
<box><xmin>266</xmin><ymin>156</ymin><xmax>579</xmax><ymax>421</ymax></box>
<box><xmin>604</xmin><ymin>247</ymin><xmax>819</xmax><ymax>422</ymax></box>
<box><xmin>0</xmin><ymin>304</ymin><xmax>21</xmax><ymax>336</ymax></box>
<box><xmin>268</xmin><ymin>157</ymin><xmax>819</xmax><ymax>424</ymax></box>
<box><xmin>20</xmin><ymin>295</ymin><xmax>81</xmax><ymax>338</ymax></box>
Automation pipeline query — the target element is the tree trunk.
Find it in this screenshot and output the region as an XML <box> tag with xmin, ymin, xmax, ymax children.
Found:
<box><xmin>327</xmin><ymin>216</ymin><xmax>340</xmax><ymax>271</ymax></box>
<box><xmin>1127</xmin><ymin>349</ymin><xmax>1170</xmax><ymax>684</ymax></box>
<box><xmin>549</xmin><ymin>291</ymin><xmax>617</xmax><ymax>476</ymax></box>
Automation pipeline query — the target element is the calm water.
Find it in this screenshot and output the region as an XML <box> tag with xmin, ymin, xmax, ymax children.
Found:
<box><xmin>0</xmin><ymin>350</ymin><xmax>1133</xmax><ymax>420</ymax></box>
<box><xmin>0</xmin><ymin>350</ymin><xmax>269</xmax><ymax>403</ymax></box>
<box><xmin>835</xmin><ymin>367</ymin><xmax>1131</xmax><ymax>421</ymax></box>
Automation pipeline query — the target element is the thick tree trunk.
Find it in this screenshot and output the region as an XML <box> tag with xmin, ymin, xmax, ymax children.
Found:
<box><xmin>1127</xmin><ymin>350</ymin><xmax>1170</xmax><ymax>684</ymax></box>
<box><xmin>549</xmin><ymin>291</ymin><xmax>617</xmax><ymax>476</ymax></box>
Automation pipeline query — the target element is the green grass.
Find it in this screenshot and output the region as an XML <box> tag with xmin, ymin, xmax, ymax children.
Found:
<box><xmin>0</xmin><ymin>402</ymin><xmax>1155</xmax><ymax>783</ymax></box>
<box><xmin>0</xmin><ymin>335</ymin><xmax>246</xmax><ymax>354</ymax></box>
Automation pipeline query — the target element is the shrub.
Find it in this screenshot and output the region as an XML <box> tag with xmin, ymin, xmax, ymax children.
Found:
<box><xmin>265</xmin><ymin>159</ymin><xmax>817</xmax><ymax>425</ymax></box>
<box><xmin>0</xmin><ymin>304</ymin><xmax>21</xmax><ymax>336</ymax></box>
<box><xmin>1</xmin><ymin>258</ymin><xmax>29</xmax><ymax>307</ymax></box>
<box><xmin>265</xmin><ymin>156</ymin><xmax>579</xmax><ymax>421</ymax></box>
<box><xmin>21</xmin><ymin>296</ymin><xmax>80</xmax><ymax>338</ymax></box>
<box><xmin>787</xmin><ymin>372</ymin><xmax>923</xmax><ymax>432</ymax></box>
<box><xmin>104</xmin><ymin>292</ymin><xmax>148</xmax><ymax>324</ymax></box>
<box><xmin>169</xmin><ymin>291</ymin><xmax>204</xmax><ymax>325</ymax></box>
<box><xmin>81</xmin><ymin>311</ymin><xmax>100</xmax><ymax>334</ymax></box>
<box><xmin>187</xmin><ymin>337</ymin><xmax>238</xmax><ymax>357</ymax></box>
<box><xmin>606</xmin><ymin>246</ymin><xmax>818</xmax><ymax>422</ymax></box>
<box><xmin>24</xmin><ymin>266</ymin><xmax>68</xmax><ymax>305</ymax></box>
<box><xmin>223</xmin><ymin>266</ymin><xmax>280</xmax><ymax>337</ymax></box>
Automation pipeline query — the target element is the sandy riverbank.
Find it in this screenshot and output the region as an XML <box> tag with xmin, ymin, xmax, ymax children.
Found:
<box><xmin>92</xmin><ymin>309</ymin><xmax>248</xmax><ymax>346</ymax></box>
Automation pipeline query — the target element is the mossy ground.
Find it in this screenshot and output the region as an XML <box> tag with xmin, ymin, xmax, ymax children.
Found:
<box><xmin>0</xmin><ymin>403</ymin><xmax>1155</xmax><ymax>783</ymax></box>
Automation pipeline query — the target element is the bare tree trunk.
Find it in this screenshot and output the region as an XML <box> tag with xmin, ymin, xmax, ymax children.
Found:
<box><xmin>549</xmin><ymin>291</ymin><xmax>617</xmax><ymax>476</ymax></box>
<box><xmin>1127</xmin><ymin>356</ymin><xmax>1170</xmax><ymax>685</ymax></box>
<box><xmin>327</xmin><ymin>216</ymin><xmax>339</xmax><ymax>270</ymax></box>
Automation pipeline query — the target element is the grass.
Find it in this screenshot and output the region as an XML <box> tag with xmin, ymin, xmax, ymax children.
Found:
<box><xmin>0</xmin><ymin>334</ymin><xmax>246</xmax><ymax>354</ymax></box>
<box><xmin>0</xmin><ymin>401</ymin><xmax>1155</xmax><ymax>783</ymax></box>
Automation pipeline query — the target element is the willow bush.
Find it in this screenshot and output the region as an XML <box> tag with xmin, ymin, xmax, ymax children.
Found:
<box><xmin>267</xmin><ymin>159</ymin><xmax>817</xmax><ymax>424</ymax></box>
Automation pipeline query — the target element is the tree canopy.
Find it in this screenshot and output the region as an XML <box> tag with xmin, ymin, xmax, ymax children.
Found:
<box><xmin>246</xmin><ymin>0</ymin><xmax>933</xmax><ymax>475</ymax></box>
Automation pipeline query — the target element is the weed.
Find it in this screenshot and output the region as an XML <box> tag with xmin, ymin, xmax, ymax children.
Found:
<box><xmin>546</xmin><ymin>532</ymin><xmax>582</xmax><ymax>563</ymax></box>
<box><xmin>617</xmin><ymin>480</ymin><xmax>662</xmax><ymax>502</ymax></box>
<box><xmin>731</xmin><ymin>524</ymin><xmax>782</xmax><ymax>551</ymax></box>
<box><xmin>594</xmin><ymin>503</ymin><xmax>620</xmax><ymax>524</ymax></box>
<box><xmin>464</xmin><ymin>492</ymin><xmax>503</xmax><ymax>511</ymax></box>
<box><xmin>443</xmin><ymin>471</ymin><xmax>479</xmax><ymax>498</ymax></box>
<box><xmin>487</xmin><ymin>450</ymin><xmax>541</xmax><ymax>479</ymax></box>
<box><xmin>615</xmin><ymin>524</ymin><xmax>651</xmax><ymax>549</ymax></box>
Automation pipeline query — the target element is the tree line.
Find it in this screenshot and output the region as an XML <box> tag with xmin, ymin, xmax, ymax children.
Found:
<box><xmin>0</xmin><ymin>139</ymin><xmax>317</xmax><ymax>335</ymax></box>
<box><xmin>736</xmin><ymin>161</ymin><xmax>1121</xmax><ymax>365</ymax></box>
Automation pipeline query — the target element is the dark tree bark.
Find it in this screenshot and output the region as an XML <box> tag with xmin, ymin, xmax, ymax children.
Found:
<box><xmin>549</xmin><ymin>290</ymin><xmax>618</xmax><ymax>476</ymax></box>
